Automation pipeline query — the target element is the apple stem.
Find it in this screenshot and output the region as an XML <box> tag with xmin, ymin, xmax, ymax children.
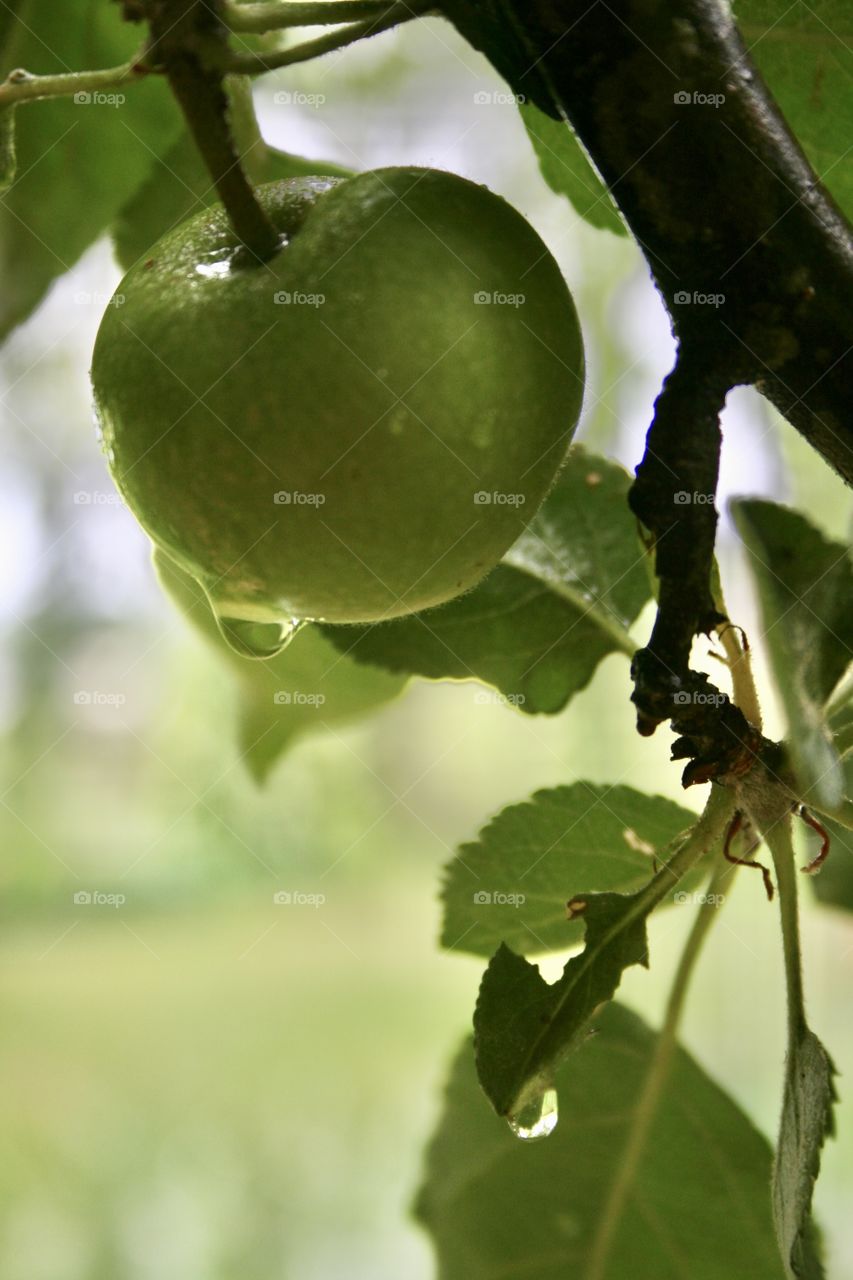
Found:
<box><xmin>144</xmin><ymin>0</ymin><xmax>280</xmax><ymax>263</ymax></box>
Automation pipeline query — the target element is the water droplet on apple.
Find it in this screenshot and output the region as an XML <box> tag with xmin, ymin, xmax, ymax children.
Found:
<box><xmin>206</xmin><ymin>590</ymin><xmax>306</xmax><ymax>659</ymax></box>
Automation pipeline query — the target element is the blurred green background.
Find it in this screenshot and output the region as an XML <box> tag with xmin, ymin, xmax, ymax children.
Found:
<box><xmin>1</xmin><ymin>14</ymin><xmax>852</xmax><ymax>1279</ymax></box>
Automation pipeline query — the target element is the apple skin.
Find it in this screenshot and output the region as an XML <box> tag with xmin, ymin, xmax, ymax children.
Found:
<box><xmin>92</xmin><ymin>167</ymin><xmax>584</xmax><ymax>624</ymax></box>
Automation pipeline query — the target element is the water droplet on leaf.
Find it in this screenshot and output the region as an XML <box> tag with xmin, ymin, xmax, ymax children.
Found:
<box><xmin>507</xmin><ymin>1087</ymin><xmax>558</xmax><ymax>1142</ymax></box>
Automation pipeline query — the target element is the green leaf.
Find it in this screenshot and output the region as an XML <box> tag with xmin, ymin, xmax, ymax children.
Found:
<box><xmin>154</xmin><ymin>551</ymin><xmax>405</xmax><ymax>782</ymax></box>
<box><xmin>322</xmin><ymin>450</ymin><xmax>649</xmax><ymax>715</ymax></box>
<box><xmin>773</xmin><ymin>1026</ymin><xmax>837</xmax><ymax>1280</ymax></box>
<box><xmin>0</xmin><ymin>0</ymin><xmax>182</xmax><ymax>338</ymax></box>
<box><xmin>416</xmin><ymin>1004</ymin><xmax>785</xmax><ymax>1280</ymax></box>
<box><xmin>112</xmin><ymin>127</ymin><xmax>353</xmax><ymax>270</ymax></box>
<box><xmin>441</xmin><ymin>782</ymin><xmax>699</xmax><ymax>957</ymax></box>
<box><xmin>521</xmin><ymin>102</ymin><xmax>626</xmax><ymax>236</ymax></box>
<box><xmin>736</xmin><ymin>1</ymin><xmax>853</xmax><ymax>221</ymax></box>
<box><xmin>731</xmin><ymin>500</ymin><xmax>853</xmax><ymax>812</ymax></box>
<box><xmin>473</xmin><ymin>787</ymin><xmax>731</xmax><ymax>1117</ymax></box>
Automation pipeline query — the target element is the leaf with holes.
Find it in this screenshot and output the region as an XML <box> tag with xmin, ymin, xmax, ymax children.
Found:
<box><xmin>473</xmin><ymin>788</ymin><xmax>731</xmax><ymax>1118</ymax></box>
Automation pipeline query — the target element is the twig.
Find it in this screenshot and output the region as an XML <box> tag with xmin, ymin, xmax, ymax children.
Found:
<box><xmin>224</xmin><ymin>1</ymin><xmax>425</xmax><ymax>74</ymax></box>
<box><xmin>223</xmin><ymin>0</ymin><xmax>411</xmax><ymax>32</ymax></box>
<box><xmin>0</xmin><ymin>57</ymin><xmax>148</xmax><ymax>109</ymax></box>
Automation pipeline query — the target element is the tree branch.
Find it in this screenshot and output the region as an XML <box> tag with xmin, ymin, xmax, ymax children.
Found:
<box><xmin>439</xmin><ymin>0</ymin><xmax>852</xmax><ymax>482</ymax></box>
<box><xmin>439</xmin><ymin>0</ymin><xmax>853</xmax><ymax>759</ymax></box>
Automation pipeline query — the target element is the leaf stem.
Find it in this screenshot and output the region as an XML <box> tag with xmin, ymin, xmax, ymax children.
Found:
<box><xmin>620</xmin><ymin>784</ymin><xmax>734</xmax><ymax>924</ymax></box>
<box><xmin>765</xmin><ymin>818</ymin><xmax>807</xmax><ymax>1045</ymax></box>
<box><xmin>224</xmin><ymin>73</ymin><xmax>269</xmax><ymax>185</ymax></box>
<box><xmin>224</xmin><ymin>1</ymin><xmax>427</xmax><ymax>74</ymax></box>
<box><xmin>584</xmin><ymin>857</ymin><xmax>733</xmax><ymax>1280</ymax></box>
<box><xmin>716</xmin><ymin>617</ymin><xmax>762</xmax><ymax>730</ymax></box>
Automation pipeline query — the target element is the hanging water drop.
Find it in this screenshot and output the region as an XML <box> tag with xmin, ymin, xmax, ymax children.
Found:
<box><xmin>507</xmin><ymin>1088</ymin><xmax>558</xmax><ymax>1142</ymax></box>
<box><xmin>213</xmin><ymin>612</ymin><xmax>306</xmax><ymax>659</ymax></box>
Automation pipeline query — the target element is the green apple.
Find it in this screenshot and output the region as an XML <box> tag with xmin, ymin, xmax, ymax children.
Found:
<box><xmin>92</xmin><ymin>167</ymin><xmax>584</xmax><ymax>652</ymax></box>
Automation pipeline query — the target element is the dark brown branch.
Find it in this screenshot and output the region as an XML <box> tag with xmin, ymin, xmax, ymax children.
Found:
<box><xmin>439</xmin><ymin>0</ymin><xmax>853</xmax><ymax>484</ymax></box>
<box><xmin>439</xmin><ymin>0</ymin><xmax>853</xmax><ymax>761</ymax></box>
